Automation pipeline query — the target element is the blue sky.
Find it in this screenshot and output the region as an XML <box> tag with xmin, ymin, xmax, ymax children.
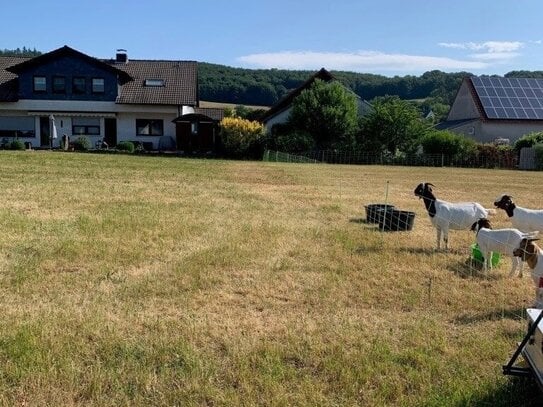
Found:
<box><xmin>3</xmin><ymin>0</ymin><xmax>543</xmax><ymax>77</ymax></box>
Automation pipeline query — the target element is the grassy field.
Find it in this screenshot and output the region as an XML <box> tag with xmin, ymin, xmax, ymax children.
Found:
<box><xmin>0</xmin><ymin>151</ymin><xmax>542</xmax><ymax>406</ymax></box>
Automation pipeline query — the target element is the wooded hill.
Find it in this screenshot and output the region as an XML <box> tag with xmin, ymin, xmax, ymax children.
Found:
<box><xmin>198</xmin><ymin>62</ymin><xmax>543</xmax><ymax>108</ymax></box>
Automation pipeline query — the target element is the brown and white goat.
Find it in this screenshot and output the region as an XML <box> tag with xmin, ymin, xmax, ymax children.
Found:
<box><xmin>514</xmin><ymin>238</ymin><xmax>543</xmax><ymax>308</ymax></box>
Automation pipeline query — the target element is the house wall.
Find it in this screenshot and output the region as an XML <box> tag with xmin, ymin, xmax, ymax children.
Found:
<box><xmin>449</xmin><ymin>119</ymin><xmax>543</xmax><ymax>144</ymax></box>
<box><xmin>447</xmin><ymin>80</ymin><xmax>480</xmax><ymax>120</ymax></box>
<box><xmin>117</xmin><ymin>111</ymin><xmax>177</xmax><ymax>147</ymax></box>
<box><xmin>264</xmin><ymin>107</ymin><xmax>291</xmax><ymax>130</ymax></box>
<box><xmin>17</xmin><ymin>55</ymin><xmax>118</xmax><ymax>101</ymax></box>
<box><xmin>0</xmin><ymin>100</ymin><xmax>180</xmax><ymax>149</ymax></box>
<box><xmin>478</xmin><ymin>122</ymin><xmax>543</xmax><ymax>144</ymax></box>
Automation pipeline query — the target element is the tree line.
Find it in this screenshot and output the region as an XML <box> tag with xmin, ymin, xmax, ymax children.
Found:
<box><xmin>199</xmin><ymin>63</ymin><xmax>543</xmax><ymax>121</ymax></box>
<box><xmin>0</xmin><ymin>47</ymin><xmax>41</xmax><ymax>57</ymax></box>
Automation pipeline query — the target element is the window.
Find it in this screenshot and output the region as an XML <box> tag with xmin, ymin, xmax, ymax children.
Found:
<box><xmin>53</xmin><ymin>76</ymin><xmax>66</xmax><ymax>94</ymax></box>
<box><xmin>72</xmin><ymin>117</ymin><xmax>100</xmax><ymax>136</ymax></box>
<box><xmin>191</xmin><ymin>122</ymin><xmax>198</xmax><ymax>135</ymax></box>
<box><xmin>73</xmin><ymin>77</ymin><xmax>86</xmax><ymax>94</ymax></box>
<box><xmin>136</xmin><ymin>119</ymin><xmax>163</xmax><ymax>136</ymax></box>
<box><xmin>33</xmin><ymin>76</ymin><xmax>46</xmax><ymax>92</ymax></box>
<box><xmin>92</xmin><ymin>78</ymin><xmax>105</xmax><ymax>93</ymax></box>
<box><xmin>73</xmin><ymin>125</ymin><xmax>100</xmax><ymax>136</ymax></box>
<box><xmin>0</xmin><ymin>116</ymin><xmax>35</xmax><ymax>138</ymax></box>
<box><xmin>144</xmin><ymin>79</ymin><xmax>165</xmax><ymax>87</ymax></box>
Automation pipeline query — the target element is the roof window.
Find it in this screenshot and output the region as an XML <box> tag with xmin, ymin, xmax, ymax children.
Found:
<box><xmin>144</xmin><ymin>79</ymin><xmax>165</xmax><ymax>87</ymax></box>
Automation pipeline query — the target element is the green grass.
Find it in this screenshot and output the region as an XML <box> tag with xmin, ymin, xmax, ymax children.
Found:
<box><xmin>0</xmin><ymin>150</ymin><xmax>541</xmax><ymax>405</ymax></box>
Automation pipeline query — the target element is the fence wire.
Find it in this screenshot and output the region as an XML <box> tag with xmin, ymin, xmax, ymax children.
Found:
<box><xmin>263</xmin><ymin>149</ymin><xmax>518</xmax><ymax>169</ymax></box>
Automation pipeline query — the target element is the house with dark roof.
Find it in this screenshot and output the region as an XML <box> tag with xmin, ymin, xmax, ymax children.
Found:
<box><xmin>437</xmin><ymin>76</ymin><xmax>543</xmax><ymax>144</ymax></box>
<box><xmin>260</xmin><ymin>67</ymin><xmax>372</xmax><ymax>130</ymax></box>
<box><xmin>0</xmin><ymin>46</ymin><xmax>223</xmax><ymax>151</ymax></box>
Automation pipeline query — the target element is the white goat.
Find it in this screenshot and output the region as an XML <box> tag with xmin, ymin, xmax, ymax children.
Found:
<box><xmin>494</xmin><ymin>194</ymin><xmax>543</xmax><ymax>233</ymax></box>
<box><xmin>414</xmin><ymin>182</ymin><xmax>492</xmax><ymax>250</ymax></box>
<box><xmin>471</xmin><ymin>218</ymin><xmax>538</xmax><ymax>276</ymax></box>
<box><xmin>514</xmin><ymin>238</ymin><xmax>543</xmax><ymax>307</ymax></box>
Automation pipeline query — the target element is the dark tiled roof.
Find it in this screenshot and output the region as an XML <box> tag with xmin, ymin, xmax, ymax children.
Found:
<box><xmin>172</xmin><ymin>108</ymin><xmax>224</xmax><ymax>123</ymax></box>
<box><xmin>260</xmin><ymin>67</ymin><xmax>334</xmax><ymax>123</ymax></box>
<box><xmin>0</xmin><ymin>56</ymin><xmax>29</xmax><ymax>101</ymax></box>
<box><xmin>194</xmin><ymin>107</ymin><xmax>224</xmax><ymax>121</ymax></box>
<box><xmin>111</xmin><ymin>60</ymin><xmax>198</xmax><ymax>106</ymax></box>
<box><xmin>7</xmin><ymin>46</ymin><xmax>132</xmax><ymax>83</ymax></box>
<box><xmin>0</xmin><ymin>46</ymin><xmax>198</xmax><ymax>106</ymax></box>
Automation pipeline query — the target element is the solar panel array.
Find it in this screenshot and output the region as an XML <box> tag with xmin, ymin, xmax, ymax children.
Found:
<box><xmin>471</xmin><ymin>76</ymin><xmax>543</xmax><ymax>120</ymax></box>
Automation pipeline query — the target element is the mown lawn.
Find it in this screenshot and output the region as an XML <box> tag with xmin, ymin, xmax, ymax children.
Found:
<box><xmin>0</xmin><ymin>151</ymin><xmax>541</xmax><ymax>406</ymax></box>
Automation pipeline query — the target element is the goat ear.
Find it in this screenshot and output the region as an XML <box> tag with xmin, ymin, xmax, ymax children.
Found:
<box><xmin>470</xmin><ymin>222</ymin><xmax>477</xmax><ymax>231</ymax></box>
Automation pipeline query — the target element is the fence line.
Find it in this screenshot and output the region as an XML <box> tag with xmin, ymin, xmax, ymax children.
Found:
<box><xmin>263</xmin><ymin>149</ymin><xmax>519</xmax><ymax>169</ymax></box>
<box><xmin>262</xmin><ymin>150</ymin><xmax>319</xmax><ymax>164</ymax></box>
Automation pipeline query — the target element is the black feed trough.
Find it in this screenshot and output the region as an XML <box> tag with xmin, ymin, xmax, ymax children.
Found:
<box><xmin>364</xmin><ymin>204</ymin><xmax>395</xmax><ymax>223</ymax></box>
<box><xmin>379</xmin><ymin>210</ymin><xmax>416</xmax><ymax>231</ymax></box>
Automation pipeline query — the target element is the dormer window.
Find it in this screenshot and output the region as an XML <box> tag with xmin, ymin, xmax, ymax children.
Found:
<box><xmin>144</xmin><ymin>79</ymin><xmax>165</xmax><ymax>87</ymax></box>
<box><xmin>33</xmin><ymin>76</ymin><xmax>46</xmax><ymax>92</ymax></box>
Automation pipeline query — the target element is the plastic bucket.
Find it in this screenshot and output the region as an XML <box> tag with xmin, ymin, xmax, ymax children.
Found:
<box><xmin>471</xmin><ymin>243</ymin><xmax>500</xmax><ymax>267</ymax></box>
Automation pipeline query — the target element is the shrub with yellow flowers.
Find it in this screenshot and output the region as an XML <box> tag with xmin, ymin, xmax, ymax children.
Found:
<box><xmin>220</xmin><ymin>117</ymin><xmax>265</xmax><ymax>158</ymax></box>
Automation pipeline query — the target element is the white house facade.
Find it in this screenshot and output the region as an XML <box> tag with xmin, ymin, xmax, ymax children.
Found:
<box><xmin>0</xmin><ymin>46</ymin><xmax>223</xmax><ymax>151</ymax></box>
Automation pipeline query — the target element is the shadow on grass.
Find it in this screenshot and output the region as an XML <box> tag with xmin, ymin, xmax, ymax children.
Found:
<box><xmin>450</xmin><ymin>376</ymin><xmax>540</xmax><ymax>407</ymax></box>
<box><xmin>453</xmin><ymin>307</ymin><xmax>527</xmax><ymax>325</ymax></box>
<box><xmin>397</xmin><ymin>247</ymin><xmax>441</xmax><ymax>256</ymax></box>
<box><xmin>349</xmin><ymin>217</ymin><xmax>369</xmax><ymax>224</ymax></box>
<box><xmin>445</xmin><ymin>257</ymin><xmax>504</xmax><ymax>280</ymax></box>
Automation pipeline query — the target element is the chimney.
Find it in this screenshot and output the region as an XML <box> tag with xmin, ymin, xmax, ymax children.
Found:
<box><xmin>116</xmin><ymin>49</ymin><xmax>128</xmax><ymax>63</ymax></box>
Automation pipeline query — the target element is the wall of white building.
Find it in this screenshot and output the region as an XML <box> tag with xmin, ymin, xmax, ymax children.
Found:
<box><xmin>0</xmin><ymin>99</ymin><xmax>181</xmax><ymax>149</ymax></box>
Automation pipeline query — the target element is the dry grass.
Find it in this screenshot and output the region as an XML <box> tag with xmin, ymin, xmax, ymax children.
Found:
<box><xmin>0</xmin><ymin>151</ymin><xmax>541</xmax><ymax>406</ymax></box>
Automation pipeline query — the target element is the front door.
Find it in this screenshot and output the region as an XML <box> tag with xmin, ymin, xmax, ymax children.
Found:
<box><xmin>176</xmin><ymin>122</ymin><xmax>191</xmax><ymax>152</ymax></box>
<box><xmin>39</xmin><ymin>116</ymin><xmax>50</xmax><ymax>147</ymax></box>
<box><xmin>104</xmin><ymin>118</ymin><xmax>117</xmax><ymax>147</ymax></box>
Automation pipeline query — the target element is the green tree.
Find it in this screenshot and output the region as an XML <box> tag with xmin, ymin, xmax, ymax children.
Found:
<box><xmin>287</xmin><ymin>79</ymin><xmax>359</xmax><ymax>150</ymax></box>
<box><xmin>360</xmin><ymin>96</ymin><xmax>430</xmax><ymax>155</ymax></box>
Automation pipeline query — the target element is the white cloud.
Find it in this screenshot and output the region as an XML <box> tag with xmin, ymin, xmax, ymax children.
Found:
<box><xmin>439</xmin><ymin>41</ymin><xmax>524</xmax><ymax>53</ymax></box>
<box><xmin>237</xmin><ymin>50</ymin><xmax>487</xmax><ymax>73</ymax></box>
<box><xmin>469</xmin><ymin>52</ymin><xmax>521</xmax><ymax>61</ymax></box>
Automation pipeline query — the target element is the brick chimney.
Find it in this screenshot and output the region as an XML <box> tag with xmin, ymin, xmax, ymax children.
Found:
<box><xmin>115</xmin><ymin>49</ymin><xmax>128</xmax><ymax>63</ymax></box>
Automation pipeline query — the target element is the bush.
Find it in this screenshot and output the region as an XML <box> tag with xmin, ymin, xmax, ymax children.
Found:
<box><xmin>8</xmin><ymin>139</ymin><xmax>25</xmax><ymax>150</ymax></box>
<box><xmin>72</xmin><ymin>136</ymin><xmax>91</xmax><ymax>151</ymax></box>
<box><xmin>220</xmin><ymin>117</ymin><xmax>265</xmax><ymax>159</ymax></box>
<box><xmin>268</xmin><ymin>123</ymin><xmax>315</xmax><ymax>154</ymax></box>
<box><xmin>467</xmin><ymin>143</ymin><xmax>516</xmax><ymax>168</ymax></box>
<box><xmin>274</xmin><ymin>131</ymin><xmax>315</xmax><ymax>154</ymax></box>
<box><xmin>116</xmin><ymin>141</ymin><xmax>135</xmax><ymax>153</ymax></box>
<box><xmin>514</xmin><ymin>131</ymin><xmax>543</xmax><ymax>152</ymax></box>
<box><xmin>421</xmin><ymin>130</ymin><xmax>476</xmax><ymax>158</ymax></box>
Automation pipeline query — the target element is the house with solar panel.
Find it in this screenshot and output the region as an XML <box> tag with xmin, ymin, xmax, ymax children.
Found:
<box><xmin>0</xmin><ymin>45</ymin><xmax>223</xmax><ymax>151</ymax></box>
<box><xmin>438</xmin><ymin>76</ymin><xmax>543</xmax><ymax>144</ymax></box>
